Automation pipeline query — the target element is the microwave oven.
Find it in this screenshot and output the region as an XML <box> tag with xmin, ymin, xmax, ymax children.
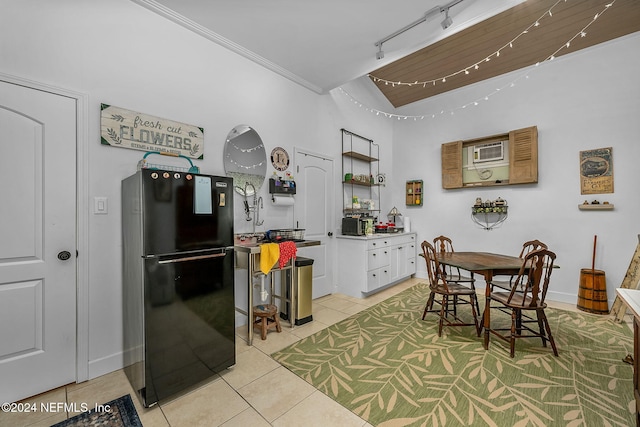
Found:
<box><xmin>342</xmin><ymin>217</ymin><xmax>367</xmax><ymax>236</ymax></box>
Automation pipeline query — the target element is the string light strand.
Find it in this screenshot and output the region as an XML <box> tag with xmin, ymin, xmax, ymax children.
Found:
<box><xmin>368</xmin><ymin>0</ymin><xmax>613</xmax><ymax>88</ymax></box>
<box><xmin>343</xmin><ymin>0</ymin><xmax>616</xmax><ymax>121</ymax></box>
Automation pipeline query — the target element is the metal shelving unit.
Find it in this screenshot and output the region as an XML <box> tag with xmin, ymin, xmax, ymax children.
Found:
<box><xmin>341</xmin><ymin>129</ymin><xmax>380</xmax><ymax>220</ymax></box>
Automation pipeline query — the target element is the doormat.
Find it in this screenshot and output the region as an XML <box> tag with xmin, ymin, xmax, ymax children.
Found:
<box><xmin>50</xmin><ymin>394</ymin><xmax>142</xmax><ymax>427</ymax></box>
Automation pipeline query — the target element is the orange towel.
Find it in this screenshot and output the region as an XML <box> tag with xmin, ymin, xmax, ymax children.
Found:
<box><xmin>278</xmin><ymin>241</ymin><xmax>297</xmax><ymax>269</ymax></box>
<box><xmin>259</xmin><ymin>243</ymin><xmax>279</xmax><ymax>274</ymax></box>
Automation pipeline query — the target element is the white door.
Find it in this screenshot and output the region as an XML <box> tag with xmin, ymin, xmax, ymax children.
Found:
<box><xmin>0</xmin><ymin>80</ymin><xmax>77</xmax><ymax>403</ymax></box>
<box><xmin>294</xmin><ymin>151</ymin><xmax>334</xmax><ymax>298</ymax></box>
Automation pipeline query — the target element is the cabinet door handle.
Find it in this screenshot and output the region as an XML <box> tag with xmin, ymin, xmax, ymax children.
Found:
<box><xmin>372</xmin><ymin>253</ymin><xmax>376</xmax><ymax>257</ymax></box>
<box><xmin>373</xmin><ymin>273</ymin><xmax>376</xmax><ymax>277</ymax></box>
<box><xmin>384</xmin><ymin>251</ymin><xmax>387</xmax><ymax>254</ymax></box>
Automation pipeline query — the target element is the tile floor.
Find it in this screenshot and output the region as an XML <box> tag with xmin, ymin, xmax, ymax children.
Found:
<box><xmin>0</xmin><ymin>277</ymin><xmax>622</xmax><ymax>427</ymax></box>
<box><xmin>1</xmin><ymin>278</ymin><xmax>424</xmax><ymax>427</ymax></box>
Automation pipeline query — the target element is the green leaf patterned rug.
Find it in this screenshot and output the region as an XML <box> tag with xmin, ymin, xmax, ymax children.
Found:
<box><xmin>272</xmin><ymin>283</ymin><xmax>635</xmax><ymax>426</ymax></box>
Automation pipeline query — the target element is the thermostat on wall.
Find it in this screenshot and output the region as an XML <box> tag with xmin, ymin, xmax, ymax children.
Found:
<box><xmin>376</xmin><ymin>173</ymin><xmax>386</xmax><ymax>186</ymax></box>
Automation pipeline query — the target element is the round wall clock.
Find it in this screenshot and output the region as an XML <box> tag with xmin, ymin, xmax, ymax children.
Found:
<box><xmin>270</xmin><ymin>147</ymin><xmax>290</xmax><ymax>171</ymax></box>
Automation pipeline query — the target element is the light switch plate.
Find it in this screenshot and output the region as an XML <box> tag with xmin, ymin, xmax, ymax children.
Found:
<box><xmin>94</xmin><ymin>197</ymin><xmax>108</xmax><ymax>214</ymax></box>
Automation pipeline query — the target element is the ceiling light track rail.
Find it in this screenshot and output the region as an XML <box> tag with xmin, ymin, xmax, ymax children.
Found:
<box><xmin>374</xmin><ymin>0</ymin><xmax>465</xmax><ymax>60</ymax></box>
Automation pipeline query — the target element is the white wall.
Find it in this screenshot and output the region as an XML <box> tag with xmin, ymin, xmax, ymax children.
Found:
<box><xmin>3</xmin><ymin>0</ymin><xmax>638</xmax><ymax>382</ymax></box>
<box><xmin>0</xmin><ymin>0</ymin><xmax>393</xmax><ymax>379</ymax></box>
<box><xmin>390</xmin><ymin>33</ymin><xmax>640</xmax><ymax>304</ymax></box>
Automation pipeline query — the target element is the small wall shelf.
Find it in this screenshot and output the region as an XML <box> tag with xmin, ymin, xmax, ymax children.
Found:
<box><xmin>578</xmin><ymin>204</ymin><xmax>614</xmax><ymax>211</ymax></box>
<box><xmin>406</xmin><ymin>180</ymin><xmax>423</xmax><ymax>206</ymax></box>
<box><xmin>471</xmin><ymin>205</ymin><xmax>508</xmax><ymax>230</ymax></box>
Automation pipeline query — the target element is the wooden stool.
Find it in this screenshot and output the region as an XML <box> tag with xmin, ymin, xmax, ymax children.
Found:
<box><xmin>253</xmin><ymin>304</ymin><xmax>281</xmax><ymax>340</ymax></box>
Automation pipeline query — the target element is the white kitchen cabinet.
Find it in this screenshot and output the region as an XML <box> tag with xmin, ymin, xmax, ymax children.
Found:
<box><xmin>337</xmin><ymin>233</ymin><xmax>417</xmax><ymax>298</ymax></box>
<box><xmin>388</xmin><ymin>234</ymin><xmax>417</xmax><ymax>284</ymax></box>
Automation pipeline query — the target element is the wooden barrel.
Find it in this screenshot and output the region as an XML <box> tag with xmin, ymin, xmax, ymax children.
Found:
<box><xmin>577</xmin><ymin>268</ymin><xmax>608</xmax><ymax>314</ymax></box>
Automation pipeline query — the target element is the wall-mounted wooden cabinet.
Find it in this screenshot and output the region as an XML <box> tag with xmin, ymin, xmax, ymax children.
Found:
<box><xmin>441</xmin><ymin>126</ymin><xmax>538</xmax><ymax>189</ymax></box>
<box><xmin>406</xmin><ymin>180</ymin><xmax>423</xmax><ymax>206</ymax></box>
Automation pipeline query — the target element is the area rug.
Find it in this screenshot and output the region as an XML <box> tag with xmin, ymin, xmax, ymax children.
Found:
<box><xmin>51</xmin><ymin>394</ymin><xmax>142</xmax><ymax>427</ymax></box>
<box><xmin>272</xmin><ymin>283</ymin><xmax>635</xmax><ymax>427</ymax></box>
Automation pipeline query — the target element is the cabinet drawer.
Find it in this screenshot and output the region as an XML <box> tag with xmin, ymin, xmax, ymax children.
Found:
<box><xmin>407</xmin><ymin>257</ymin><xmax>417</xmax><ymax>275</ymax></box>
<box><xmin>367</xmin><ymin>248</ymin><xmax>390</xmax><ymax>270</ymax></box>
<box><xmin>395</xmin><ymin>234</ymin><xmax>416</xmax><ymax>246</ymax></box>
<box><xmin>367</xmin><ymin>268</ymin><xmax>380</xmax><ymax>291</ymax></box>
<box><xmin>367</xmin><ymin>238</ymin><xmax>391</xmax><ymax>251</ymax></box>
<box><xmin>367</xmin><ymin>267</ymin><xmax>390</xmax><ymax>292</ymax></box>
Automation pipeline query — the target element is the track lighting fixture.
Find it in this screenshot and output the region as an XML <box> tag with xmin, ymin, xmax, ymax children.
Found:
<box><xmin>374</xmin><ymin>0</ymin><xmax>465</xmax><ymax>60</ymax></box>
<box><xmin>441</xmin><ymin>9</ymin><xmax>453</xmax><ymax>30</ymax></box>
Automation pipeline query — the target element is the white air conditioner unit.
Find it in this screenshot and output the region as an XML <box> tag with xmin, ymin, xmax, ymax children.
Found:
<box><xmin>473</xmin><ymin>141</ymin><xmax>504</xmax><ymax>163</ymax></box>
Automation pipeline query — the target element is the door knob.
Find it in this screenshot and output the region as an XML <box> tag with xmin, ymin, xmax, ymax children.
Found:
<box><xmin>327</xmin><ymin>232</ymin><xmax>333</xmax><ymax>237</ymax></box>
<box><xmin>58</xmin><ymin>251</ymin><xmax>71</xmax><ymax>261</ymax></box>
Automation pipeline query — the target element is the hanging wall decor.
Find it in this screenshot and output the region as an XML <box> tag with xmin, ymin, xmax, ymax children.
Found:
<box><xmin>100</xmin><ymin>103</ymin><xmax>204</xmax><ymax>159</ymax></box>
<box><xmin>270</xmin><ymin>146</ymin><xmax>290</xmax><ymax>171</ymax></box>
<box><xmin>580</xmin><ymin>147</ymin><xmax>613</xmax><ymax>195</ymax></box>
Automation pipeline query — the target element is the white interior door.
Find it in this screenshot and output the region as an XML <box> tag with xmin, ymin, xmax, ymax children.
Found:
<box><xmin>0</xmin><ymin>80</ymin><xmax>77</xmax><ymax>403</ymax></box>
<box><xmin>294</xmin><ymin>151</ymin><xmax>334</xmax><ymax>298</ymax></box>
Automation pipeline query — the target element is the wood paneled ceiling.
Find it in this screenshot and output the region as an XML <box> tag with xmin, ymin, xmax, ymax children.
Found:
<box><xmin>370</xmin><ymin>0</ymin><xmax>640</xmax><ymax>108</ymax></box>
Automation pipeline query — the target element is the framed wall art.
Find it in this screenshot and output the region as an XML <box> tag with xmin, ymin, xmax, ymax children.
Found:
<box><xmin>100</xmin><ymin>103</ymin><xmax>204</xmax><ymax>159</ymax></box>
<box><xmin>580</xmin><ymin>147</ymin><xmax>613</xmax><ymax>195</ymax></box>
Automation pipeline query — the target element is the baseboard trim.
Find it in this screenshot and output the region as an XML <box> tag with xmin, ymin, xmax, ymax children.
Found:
<box><xmin>87</xmin><ymin>352</ymin><xmax>124</xmax><ymax>381</ymax></box>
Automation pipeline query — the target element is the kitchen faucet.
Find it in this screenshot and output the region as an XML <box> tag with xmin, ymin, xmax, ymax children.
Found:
<box><xmin>243</xmin><ymin>182</ymin><xmax>264</xmax><ymax>232</ymax></box>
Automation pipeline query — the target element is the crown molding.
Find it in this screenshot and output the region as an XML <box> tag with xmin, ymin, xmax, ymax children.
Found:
<box><xmin>131</xmin><ymin>0</ymin><xmax>324</xmax><ymax>94</ymax></box>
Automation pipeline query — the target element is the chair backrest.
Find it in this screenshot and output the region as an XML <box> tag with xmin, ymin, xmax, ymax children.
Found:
<box><xmin>433</xmin><ymin>235</ymin><xmax>467</xmax><ymax>279</ymax></box>
<box><xmin>509</xmin><ymin>248</ymin><xmax>556</xmax><ymax>307</ymax></box>
<box><xmin>519</xmin><ymin>239</ymin><xmax>548</xmax><ymax>259</ymax></box>
<box><xmin>421</xmin><ymin>241</ymin><xmax>448</xmax><ymax>291</ymax></box>
<box><xmin>433</xmin><ymin>235</ymin><xmax>455</xmax><ymax>254</ymax></box>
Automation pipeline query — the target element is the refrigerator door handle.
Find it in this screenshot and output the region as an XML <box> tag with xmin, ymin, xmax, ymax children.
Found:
<box><xmin>157</xmin><ymin>252</ymin><xmax>227</xmax><ymax>264</ymax></box>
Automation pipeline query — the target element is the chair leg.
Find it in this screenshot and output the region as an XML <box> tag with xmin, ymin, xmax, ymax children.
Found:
<box><xmin>261</xmin><ymin>316</ymin><xmax>267</xmax><ymax>340</ymax></box>
<box><xmin>535</xmin><ymin>310</ymin><xmax>547</xmax><ymax>347</ymax></box>
<box><xmin>472</xmin><ymin>288</ymin><xmax>481</xmax><ymax>321</ymax></box>
<box><xmin>274</xmin><ymin>313</ymin><xmax>282</xmax><ymax>332</ymax></box>
<box><xmin>438</xmin><ymin>294</ymin><xmax>447</xmax><ymax>337</ymax></box>
<box><xmin>483</xmin><ymin>297</ymin><xmax>491</xmax><ymax>350</ymax></box>
<box><xmin>422</xmin><ymin>292</ymin><xmax>435</xmax><ymax>320</ymax></box>
<box><xmin>510</xmin><ymin>309</ymin><xmax>518</xmax><ymax>358</ymax></box>
<box><xmin>539</xmin><ymin>310</ymin><xmax>558</xmax><ymax>356</ymax></box>
<box><xmin>471</xmin><ymin>295</ymin><xmax>480</xmax><ymax>337</ymax></box>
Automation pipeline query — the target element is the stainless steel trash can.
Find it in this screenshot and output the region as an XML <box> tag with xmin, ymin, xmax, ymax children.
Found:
<box><xmin>280</xmin><ymin>257</ymin><xmax>313</xmax><ymax>325</ymax></box>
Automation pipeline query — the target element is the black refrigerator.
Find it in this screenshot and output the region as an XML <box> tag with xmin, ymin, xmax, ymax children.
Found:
<box><xmin>122</xmin><ymin>168</ymin><xmax>235</xmax><ymax>407</ymax></box>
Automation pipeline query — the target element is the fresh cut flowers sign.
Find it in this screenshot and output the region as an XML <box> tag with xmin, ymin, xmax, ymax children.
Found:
<box><xmin>100</xmin><ymin>104</ymin><xmax>204</xmax><ymax>159</ymax></box>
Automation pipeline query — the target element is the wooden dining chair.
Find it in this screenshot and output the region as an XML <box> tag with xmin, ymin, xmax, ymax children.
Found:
<box><xmin>421</xmin><ymin>241</ymin><xmax>480</xmax><ymax>337</ymax></box>
<box><xmin>486</xmin><ymin>248</ymin><xmax>558</xmax><ymax>357</ymax></box>
<box><xmin>432</xmin><ymin>235</ymin><xmax>480</xmax><ymax>315</ymax></box>
<box><xmin>490</xmin><ymin>239</ymin><xmax>548</xmax><ymax>291</ymax></box>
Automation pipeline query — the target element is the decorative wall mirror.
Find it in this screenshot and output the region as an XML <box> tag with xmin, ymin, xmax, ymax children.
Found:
<box><xmin>223</xmin><ymin>125</ymin><xmax>267</xmax><ymax>196</ymax></box>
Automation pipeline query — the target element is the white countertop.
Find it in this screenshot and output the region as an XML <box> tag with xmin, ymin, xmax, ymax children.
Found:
<box><xmin>336</xmin><ymin>232</ymin><xmax>416</xmax><ymax>241</ymax></box>
<box><xmin>616</xmin><ymin>288</ymin><xmax>640</xmax><ymax>319</ymax></box>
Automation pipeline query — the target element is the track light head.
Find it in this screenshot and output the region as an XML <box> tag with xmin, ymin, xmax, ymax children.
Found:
<box><xmin>441</xmin><ymin>9</ymin><xmax>453</xmax><ymax>29</ymax></box>
<box><xmin>374</xmin><ymin>0</ymin><xmax>464</xmax><ymax>59</ymax></box>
